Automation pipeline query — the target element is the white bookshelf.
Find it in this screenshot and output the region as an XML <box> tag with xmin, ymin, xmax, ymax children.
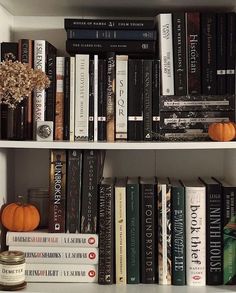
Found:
<box><xmin>0</xmin><ymin>0</ymin><xmax>236</xmax><ymax>292</ymax></box>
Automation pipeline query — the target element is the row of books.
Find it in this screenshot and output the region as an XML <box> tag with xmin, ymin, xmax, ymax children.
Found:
<box><xmin>97</xmin><ymin>176</ymin><xmax>236</xmax><ymax>285</ymax></box>
<box><xmin>7</xmin><ymin>232</ymin><xmax>99</xmax><ymax>283</ymax></box>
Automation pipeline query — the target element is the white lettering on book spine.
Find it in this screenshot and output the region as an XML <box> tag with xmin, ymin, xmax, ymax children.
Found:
<box><xmin>69</xmin><ymin>57</ymin><xmax>75</xmax><ymax>142</ymax></box>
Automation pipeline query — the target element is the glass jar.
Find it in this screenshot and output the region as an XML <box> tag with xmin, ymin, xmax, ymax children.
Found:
<box><xmin>0</xmin><ymin>250</ymin><xmax>26</xmax><ymax>290</ymax></box>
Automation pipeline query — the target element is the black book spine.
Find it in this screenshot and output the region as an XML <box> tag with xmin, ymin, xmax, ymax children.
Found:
<box><xmin>66</xmin><ymin>150</ymin><xmax>83</xmax><ymax>233</ymax></box>
<box><xmin>15</xmin><ymin>100</ymin><xmax>28</xmax><ymax>140</ymax></box>
<box><xmin>204</xmin><ymin>181</ymin><xmax>223</xmax><ymax>285</ymax></box>
<box><xmin>64</xmin><ymin>18</ymin><xmax>155</xmax><ymax>30</ymax></box>
<box><xmin>152</xmin><ymin>60</ymin><xmax>160</xmax><ymax>141</ymax></box>
<box><xmin>66</xmin><ymin>40</ymin><xmax>156</xmax><ymax>54</ymax></box>
<box><xmin>81</xmin><ymin>150</ymin><xmax>99</xmax><ymax>234</ymax></box>
<box><xmin>143</xmin><ymin>60</ymin><xmax>153</xmax><ymax>141</ymax></box>
<box><xmin>98</xmin><ymin>182</ymin><xmax>115</xmax><ymax>284</ymax></box>
<box><xmin>186</xmin><ymin>12</ymin><xmax>201</xmax><ymax>94</ymax></box>
<box><xmin>63</xmin><ymin>57</ymin><xmax>70</xmax><ymax>141</ymax></box>
<box><xmin>216</xmin><ymin>13</ymin><xmax>227</xmax><ymax>95</ymax></box>
<box><xmin>173</xmin><ymin>12</ymin><xmax>187</xmax><ymax>95</ymax></box>
<box><xmin>141</xmin><ymin>182</ymin><xmax>157</xmax><ymax>283</ymax></box>
<box><xmin>201</xmin><ymin>13</ymin><xmax>217</xmax><ymax>95</ymax></box>
<box><xmin>98</xmin><ymin>59</ymin><xmax>107</xmax><ymax>141</ymax></box>
<box><xmin>1</xmin><ymin>42</ymin><xmax>18</xmax><ymax>62</ymax></box>
<box><xmin>0</xmin><ymin>104</ymin><xmax>8</xmax><ymax>140</ymax></box>
<box><xmin>128</xmin><ymin>59</ymin><xmax>143</xmax><ymax>141</ymax></box>
<box><xmin>226</xmin><ymin>12</ymin><xmax>236</xmax><ymax>94</ymax></box>
<box><xmin>89</xmin><ymin>59</ymin><xmax>95</xmax><ymax>141</ymax></box>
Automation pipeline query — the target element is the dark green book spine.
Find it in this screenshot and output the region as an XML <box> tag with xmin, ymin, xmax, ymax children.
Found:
<box><xmin>126</xmin><ymin>183</ymin><xmax>140</xmax><ymax>284</ymax></box>
<box><xmin>171</xmin><ymin>185</ymin><xmax>186</xmax><ymax>285</ymax></box>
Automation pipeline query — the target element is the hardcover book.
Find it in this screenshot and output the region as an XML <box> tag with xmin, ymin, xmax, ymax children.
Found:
<box><xmin>152</xmin><ymin>60</ymin><xmax>160</xmax><ymax>141</ymax></box>
<box><xmin>69</xmin><ymin>56</ymin><xmax>75</xmax><ymax>142</ymax></box>
<box><xmin>98</xmin><ymin>59</ymin><xmax>107</xmax><ymax>141</ymax></box>
<box><xmin>89</xmin><ymin>59</ymin><xmax>95</xmax><ymax>141</ymax></box>
<box><xmin>63</xmin><ymin>57</ymin><xmax>71</xmax><ymax>140</ymax></box>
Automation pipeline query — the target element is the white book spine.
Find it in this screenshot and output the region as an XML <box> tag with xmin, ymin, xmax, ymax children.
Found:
<box><xmin>33</xmin><ymin>40</ymin><xmax>46</xmax><ymax>122</ymax></box>
<box><xmin>69</xmin><ymin>56</ymin><xmax>75</xmax><ymax>142</ymax></box>
<box><xmin>25</xmin><ymin>263</ymin><xmax>97</xmax><ymax>283</ymax></box>
<box><xmin>75</xmin><ymin>54</ymin><xmax>90</xmax><ymax>141</ymax></box>
<box><xmin>186</xmin><ymin>186</ymin><xmax>206</xmax><ymax>286</ymax></box>
<box><xmin>6</xmin><ymin>232</ymin><xmax>98</xmax><ymax>247</ymax></box>
<box><xmin>94</xmin><ymin>55</ymin><xmax>98</xmax><ymax>142</ymax></box>
<box><xmin>115</xmin><ymin>55</ymin><xmax>128</xmax><ymax>140</ymax></box>
<box><xmin>9</xmin><ymin>246</ymin><xmax>99</xmax><ymax>264</ymax></box>
<box><xmin>158</xmin><ymin>13</ymin><xmax>175</xmax><ymax>95</ymax></box>
<box><xmin>115</xmin><ymin>185</ymin><xmax>127</xmax><ymax>284</ymax></box>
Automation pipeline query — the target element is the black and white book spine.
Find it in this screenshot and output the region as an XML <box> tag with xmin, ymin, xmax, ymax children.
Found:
<box><xmin>46</xmin><ymin>54</ymin><xmax>57</xmax><ymax>124</ymax></box>
<box><xmin>128</xmin><ymin>59</ymin><xmax>143</xmax><ymax>141</ymax></box>
<box><xmin>33</xmin><ymin>40</ymin><xmax>46</xmax><ymax>126</ymax></box>
<box><xmin>25</xmin><ymin>263</ymin><xmax>97</xmax><ymax>282</ymax></box>
<box><xmin>226</xmin><ymin>12</ymin><xmax>236</xmax><ymax>94</ymax></box>
<box><xmin>143</xmin><ymin>59</ymin><xmax>153</xmax><ymax>141</ymax></box>
<box><xmin>216</xmin><ymin>13</ymin><xmax>227</xmax><ymax>95</ymax></box>
<box><xmin>98</xmin><ymin>59</ymin><xmax>107</xmax><ymax>141</ymax></box>
<box><xmin>6</xmin><ymin>231</ymin><xmax>99</xmax><ymax>247</ymax></box>
<box><xmin>185</xmin><ymin>181</ymin><xmax>206</xmax><ymax>286</ymax></box>
<box><xmin>69</xmin><ymin>57</ymin><xmax>75</xmax><ymax>142</ymax></box>
<box><xmin>75</xmin><ymin>54</ymin><xmax>90</xmax><ymax>141</ymax></box>
<box><xmin>158</xmin><ymin>13</ymin><xmax>175</xmax><ymax>95</ymax></box>
<box><xmin>9</xmin><ymin>246</ymin><xmax>99</xmax><ymax>264</ymax></box>
<box><xmin>94</xmin><ymin>55</ymin><xmax>98</xmax><ymax>142</ymax></box>
<box><xmin>88</xmin><ymin>59</ymin><xmax>94</xmax><ymax>141</ymax></box>
<box><xmin>172</xmin><ymin>12</ymin><xmax>187</xmax><ymax>95</ymax></box>
<box><xmin>116</xmin><ymin>55</ymin><xmax>128</xmax><ymax>141</ymax></box>
<box><xmin>152</xmin><ymin>60</ymin><xmax>160</xmax><ymax>141</ymax></box>
<box><xmin>63</xmin><ymin>57</ymin><xmax>70</xmax><ymax>140</ymax></box>
<box><xmin>201</xmin><ymin>13</ymin><xmax>217</xmax><ymax>95</ymax></box>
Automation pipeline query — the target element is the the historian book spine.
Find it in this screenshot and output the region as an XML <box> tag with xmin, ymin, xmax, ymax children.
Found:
<box><xmin>98</xmin><ymin>59</ymin><xmax>107</xmax><ymax>141</ymax></box>
<box><xmin>49</xmin><ymin>149</ymin><xmax>67</xmax><ymax>233</ymax></box>
<box><xmin>69</xmin><ymin>56</ymin><xmax>75</xmax><ymax>141</ymax></box>
<box><xmin>93</xmin><ymin>55</ymin><xmax>99</xmax><ymax>142</ymax></box>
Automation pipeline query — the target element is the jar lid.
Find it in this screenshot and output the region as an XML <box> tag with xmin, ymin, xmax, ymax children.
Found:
<box><xmin>0</xmin><ymin>251</ymin><xmax>25</xmax><ymax>262</ymax></box>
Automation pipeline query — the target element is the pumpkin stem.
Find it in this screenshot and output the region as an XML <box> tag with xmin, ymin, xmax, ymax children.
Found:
<box><xmin>17</xmin><ymin>195</ymin><xmax>27</xmax><ymax>205</ymax></box>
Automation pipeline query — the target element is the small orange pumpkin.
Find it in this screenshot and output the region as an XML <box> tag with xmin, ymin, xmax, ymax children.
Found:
<box><xmin>208</xmin><ymin>122</ymin><xmax>236</xmax><ymax>142</ymax></box>
<box><xmin>1</xmin><ymin>198</ymin><xmax>40</xmax><ymax>232</ymax></box>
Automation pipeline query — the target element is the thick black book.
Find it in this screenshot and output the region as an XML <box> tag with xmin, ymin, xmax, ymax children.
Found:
<box><xmin>152</xmin><ymin>60</ymin><xmax>160</xmax><ymax>141</ymax></box>
<box><xmin>186</xmin><ymin>12</ymin><xmax>201</xmax><ymax>95</ymax></box>
<box><xmin>98</xmin><ymin>177</ymin><xmax>115</xmax><ymax>285</ymax></box>
<box><xmin>66</xmin><ymin>40</ymin><xmax>156</xmax><ymax>54</ymax></box>
<box><xmin>15</xmin><ymin>99</ymin><xmax>28</xmax><ymax>140</ymax></box>
<box><xmin>67</xmin><ymin>29</ymin><xmax>157</xmax><ymax>40</ymax></box>
<box><xmin>64</xmin><ymin>18</ymin><xmax>156</xmax><ymax>30</ymax></box>
<box><xmin>1</xmin><ymin>42</ymin><xmax>18</xmax><ymax>62</ymax></box>
<box><xmin>66</xmin><ymin>149</ymin><xmax>83</xmax><ymax>233</ymax></box>
<box><xmin>140</xmin><ymin>177</ymin><xmax>157</xmax><ymax>284</ymax></box>
<box><xmin>172</xmin><ymin>12</ymin><xmax>187</xmax><ymax>96</ymax></box>
<box><xmin>226</xmin><ymin>12</ymin><xmax>236</xmax><ymax>94</ymax></box>
<box><xmin>98</xmin><ymin>59</ymin><xmax>107</xmax><ymax>141</ymax></box>
<box><xmin>143</xmin><ymin>60</ymin><xmax>153</xmax><ymax>141</ymax></box>
<box><xmin>216</xmin><ymin>13</ymin><xmax>227</xmax><ymax>95</ymax></box>
<box><xmin>63</xmin><ymin>57</ymin><xmax>70</xmax><ymax>141</ymax></box>
<box><xmin>128</xmin><ymin>59</ymin><xmax>143</xmax><ymax>141</ymax></box>
<box><xmin>201</xmin><ymin>13</ymin><xmax>217</xmax><ymax>95</ymax></box>
<box><xmin>89</xmin><ymin>59</ymin><xmax>95</xmax><ymax>141</ymax></box>
<box><xmin>199</xmin><ymin>177</ymin><xmax>223</xmax><ymax>285</ymax></box>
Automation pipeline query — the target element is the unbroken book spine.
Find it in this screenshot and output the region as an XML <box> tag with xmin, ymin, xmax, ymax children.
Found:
<box><xmin>172</xmin><ymin>12</ymin><xmax>187</xmax><ymax>95</ymax></box>
<box><xmin>201</xmin><ymin>13</ymin><xmax>217</xmax><ymax>95</ymax></box>
<box><xmin>48</xmin><ymin>150</ymin><xmax>67</xmax><ymax>233</ymax></box>
<box><xmin>115</xmin><ymin>55</ymin><xmax>128</xmax><ymax>141</ymax></box>
<box><xmin>158</xmin><ymin>13</ymin><xmax>175</xmax><ymax>95</ymax></box>
<box><xmin>186</xmin><ymin>12</ymin><xmax>201</xmax><ymax>95</ymax></box>
<box><xmin>74</xmin><ymin>54</ymin><xmax>90</xmax><ymax>141</ymax></box>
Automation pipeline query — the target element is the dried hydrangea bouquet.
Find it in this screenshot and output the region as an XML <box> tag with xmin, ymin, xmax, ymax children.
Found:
<box><xmin>0</xmin><ymin>60</ymin><xmax>50</xmax><ymax>108</ymax></box>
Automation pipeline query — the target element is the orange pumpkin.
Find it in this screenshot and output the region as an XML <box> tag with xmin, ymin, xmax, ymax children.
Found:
<box><xmin>208</xmin><ymin>122</ymin><xmax>236</xmax><ymax>142</ymax></box>
<box><xmin>1</xmin><ymin>199</ymin><xmax>40</xmax><ymax>232</ymax></box>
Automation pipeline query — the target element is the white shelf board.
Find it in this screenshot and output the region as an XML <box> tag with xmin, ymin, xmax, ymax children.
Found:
<box><xmin>14</xmin><ymin>283</ymin><xmax>236</xmax><ymax>293</ymax></box>
<box><xmin>0</xmin><ymin>140</ymin><xmax>236</xmax><ymax>150</ymax></box>
<box><xmin>0</xmin><ymin>0</ymin><xmax>235</xmax><ymax>16</ymax></box>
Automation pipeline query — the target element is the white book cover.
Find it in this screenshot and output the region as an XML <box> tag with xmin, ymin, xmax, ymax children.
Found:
<box><xmin>158</xmin><ymin>14</ymin><xmax>175</xmax><ymax>95</ymax></box>
<box><xmin>69</xmin><ymin>56</ymin><xmax>75</xmax><ymax>142</ymax></box>
<box><xmin>9</xmin><ymin>246</ymin><xmax>98</xmax><ymax>264</ymax></box>
<box><xmin>25</xmin><ymin>263</ymin><xmax>97</xmax><ymax>282</ymax></box>
<box><xmin>33</xmin><ymin>40</ymin><xmax>46</xmax><ymax>123</ymax></box>
<box><xmin>116</xmin><ymin>55</ymin><xmax>128</xmax><ymax>140</ymax></box>
<box><xmin>115</xmin><ymin>179</ymin><xmax>127</xmax><ymax>284</ymax></box>
<box><xmin>6</xmin><ymin>231</ymin><xmax>98</xmax><ymax>247</ymax></box>
<box><xmin>184</xmin><ymin>180</ymin><xmax>206</xmax><ymax>286</ymax></box>
<box><xmin>94</xmin><ymin>55</ymin><xmax>98</xmax><ymax>142</ymax></box>
<box><xmin>75</xmin><ymin>54</ymin><xmax>90</xmax><ymax>141</ymax></box>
